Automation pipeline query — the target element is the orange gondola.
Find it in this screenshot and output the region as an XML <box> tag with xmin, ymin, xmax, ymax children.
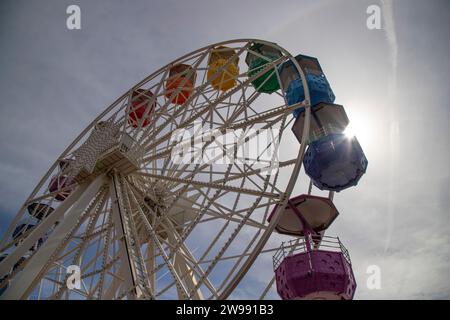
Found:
<box><xmin>165</xmin><ymin>64</ymin><xmax>196</xmax><ymax>105</ymax></box>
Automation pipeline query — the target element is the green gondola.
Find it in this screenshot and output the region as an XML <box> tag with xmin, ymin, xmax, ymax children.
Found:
<box><xmin>245</xmin><ymin>42</ymin><xmax>282</xmax><ymax>94</ymax></box>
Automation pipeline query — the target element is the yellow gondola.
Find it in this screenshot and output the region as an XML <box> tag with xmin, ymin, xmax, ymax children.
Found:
<box><xmin>207</xmin><ymin>46</ymin><xmax>239</xmax><ymax>91</ymax></box>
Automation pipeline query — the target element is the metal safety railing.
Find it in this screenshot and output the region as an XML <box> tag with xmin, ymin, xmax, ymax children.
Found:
<box><xmin>272</xmin><ymin>235</ymin><xmax>351</xmax><ymax>270</ymax></box>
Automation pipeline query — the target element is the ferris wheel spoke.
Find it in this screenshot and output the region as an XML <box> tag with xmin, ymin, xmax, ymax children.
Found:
<box><xmin>0</xmin><ymin>177</ymin><xmax>104</xmax><ymax>279</ymax></box>
<box><xmin>48</xmin><ymin>242</ymin><xmax>114</xmax><ymax>299</ymax></box>
<box><xmin>144</xmin><ymin>138</ymin><xmax>272</xmax><ymax>196</ymax></box>
<box><xmin>75</xmin><ymin>222</ymin><xmax>113</xmax><ymax>243</ymax></box>
<box><xmin>0</xmin><ymin>40</ymin><xmax>323</xmax><ymax>300</ymax></box>
<box><xmin>242</xmin><ymin>163</ymin><xmax>284</xmax><ymax>195</ymax></box>
<box><xmin>195</xmin><ymin>116</ymin><xmax>287</xmax><ymax>298</ymax></box>
<box><xmin>194</xmin><ymin>76</ymin><xmax>251</xmax><ymax>127</ymax></box>
<box><xmin>149</xmin><ymin>167</ymin><xmax>235</xmax><ymax>290</ymax></box>
<box><xmin>141</xmin><ymin>103</ymin><xmax>291</xmax><ymax>176</ymax></box>
<box><xmin>51</xmin><ymin>226</ymin><xmax>116</xmax><ymax>274</ymax></box>
<box><xmin>166</xmin><ymin>151</ymin><xmax>281</xmax><ymax>199</ymax></box>
<box><xmin>196</xmin><ymin>209</ymin><xmax>268</xmax><ymax>230</ymax></box>
<box><xmin>186</xmin><ymin>196</ymin><xmax>268</xmax><ymax>298</ymax></box>
<box><xmin>139</xmin><ymin>49</ymin><xmax>212</xmax><ymax>148</ymax></box>
<box><xmin>169</xmin><ymin>180</ymin><xmax>270</xmax><ymax>230</ymax></box>
<box><xmin>155</xmin><ymin>217</ymin><xmax>224</xmax><ymax>295</ymax></box>
<box><xmin>2</xmin><ymin>177</ymin><xmax>108</xmax><ymax>299</ymax></box>
<box><xmin>162</xmin><ymin>220</ymin><xmax>218</xmax><ymax>299</ymax></box>
<box><xmin>124</xmin><ymin>180</ymin><xmax>206</xmax><ymax>271</ymax></box>
<box><xmin>169</xmin><ymin>113</ymin><xmax>289</xmax><ymax>194</ymax></box>
<box><xmin>0</xmin><ymin>182</ymin><xmax>87</xmax><ymax>252</ymax></box>
<box><xmin>83</xmin><ymin>258</ymin><xmax>121</xmax><ymax>299</ymax></box>
<box><xmin>122</xmin><ymin>177</ymin><xmax>192</xmax><ymax>299</ymax></box>
<box><xmin>140</xmin><ymin>166</ymin><xmax>233</xmax><ymax>177</ymax></box>
<box><xmin>45</xmin><ymin>188</ymin><xmax>111</xmax><ymax>300</ymax></box>
<box><xmin>152</xmin><ymin>233</ymin><xmax>219</xmax><ymax>300</ymax></box>
<box><xmin>80</xmin><ymin>253</ymin><xmax>120</xmax><ymax>281</ymax></box>
<box><xmin>148</xmin><ymin>70</ymin><xmax>284</xmax><ymax>298</ymax></box>
<box><xmin>136</xmin><ymin>172</ymin><xmax>279</xmax><ymax>199</ymax></box>
<box><xmin>103</xmin><ymin>262</ymin><xmax>126</xmax><ymax>299</ymax></box>
<box><xmin>228</xmin><ymin>79</ymin><xmax>264</xmax><ymax>122</ymax></box>
<box><xmin>166</xmin><ymin>172</ymin><xmax>268</xmax><ymax>298</ymax></box>
<box><xmin>188</xmin><ymin>180</ymin><xmax>249</xmax><ymax>276</ymax></box>
<box><xmin>110</xmin><ymin>173</ymin><xmax>155</xmax><ymax>299</ymax></box>
<box><xmin>94</xmin><ymin>210</ymin><xmax>115</xmax><ymax>299</ymax></box>
<box><xmin>60</xmin><ymin>200</ymin><xmax>116</xmax><ymax>299</ymax></box>
<box><xmin>143</xmin><ymin>123</ymin><xmax>260</xmax><ymax>255</ymax></box>
<box><xmin>208</xmin><ymin>170</ymin><xmax>280</xmax><ymax>297</ymax></box>
<box><xmin>156</xmin><ymin>249</ymin><xmax>218</xmax><ymax>300</ymax></box>
<box><xmin>167</xmin><ymin>84</ymin><xmax>259</xmax><ymax>168</ymax></box>
<box><xmin>143</xmin><ymin>241</ymin><xmax>156</xmax><ymax>296</ymax></box>
<box><xmin>213</xmin><ymin>230</ymin><xmax>263</xmax><ymax>298</ymax></box>
<box><xmin>45</xmin><ymin>275</ymin><xmax>91</xmax><ymax>299</ymax></box>
<box><xmin>52</xmin><ymin>190</ymin><xmax>110</xmax><ymax>299</ymax></box>
<box><xmin>21</xmin><ymin>183</ymin><xmax>79</xmax><ymax>207</ymax></box>
<box><xmin>220</xmin><ymin>112</ymin><xmax>312</xmax><ymax>299</ymax></box>
<box><xmin>140</xmin><ymin>46</ymin><xmax>278</xmax><ymax>161</ymax></box>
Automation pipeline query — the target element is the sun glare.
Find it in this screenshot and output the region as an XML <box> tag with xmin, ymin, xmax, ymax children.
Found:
<box><xmin>344</xmin><ymin>125</ymin><xmax>355</xmax><ymax>138</ymax></box>
<box><xmin>343</xmin><ymin>110</ymin><xmax>374</xmax><ymax>147</ymax></box>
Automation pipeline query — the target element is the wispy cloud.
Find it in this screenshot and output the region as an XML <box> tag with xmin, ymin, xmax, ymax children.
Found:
<box><xmin>381</xmin><ymin>0</ymin><xmax>398</xmax><ymax>96</ymax></box>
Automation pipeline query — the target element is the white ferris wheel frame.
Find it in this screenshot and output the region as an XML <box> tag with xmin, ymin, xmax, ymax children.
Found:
<box><xmin>0</xmin><ymin>39</ymin><xmax>316</xmax><ymax>300</ymax></box>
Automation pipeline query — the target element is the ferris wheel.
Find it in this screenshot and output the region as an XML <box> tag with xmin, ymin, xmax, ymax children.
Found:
<box><xmin>0</xmin><ymin>39</ymin><xmax>367</xmax><ymax>300</ymax></box>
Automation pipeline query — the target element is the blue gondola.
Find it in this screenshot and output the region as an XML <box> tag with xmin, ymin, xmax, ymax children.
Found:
<box><xmin>11</xmin><ymin>223</ymin><xmax>45</xmax><ymax>250</ymax></box>
<box><xmin>303</xmin><ymin>133</ymin><xmax>368</xmax><ymax>192</ymax></box>
<box><xmin>12</xmin><ymin>224</ymin><xmax>35</xmax><ymax>240</ymax></box>
<box><xmin>279</xmin><ymin>54</ymin><xmax>335</xmax><ymax>118</ymax></box>
<box><xmin>27</xmin><ymin>203</ymin><xmax>55</xmax><ymax>220</ymax></box>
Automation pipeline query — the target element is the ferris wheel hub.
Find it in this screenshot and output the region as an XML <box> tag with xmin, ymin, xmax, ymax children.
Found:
<box><xmin>67</xmin><ymin>128</ymin><xmax>144</xmax><ymax>184</ymax></box>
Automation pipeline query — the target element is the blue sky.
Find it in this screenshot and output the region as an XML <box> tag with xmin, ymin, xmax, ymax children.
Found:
<box><xmin>0</xmin><ymin>0</ymin><xmax>449</xmax><ymax>299</ymax></box>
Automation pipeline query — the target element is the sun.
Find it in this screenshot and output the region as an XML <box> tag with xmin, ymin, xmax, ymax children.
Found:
<box><xmin>342</xmin><ymin>108</ymin><xmax>375</xmax><ymax>147</ymax></box>
<box><xmin>344</xmin><ymin>125</ymin><xmax>356</xmax><ymax>138</ymax></box>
